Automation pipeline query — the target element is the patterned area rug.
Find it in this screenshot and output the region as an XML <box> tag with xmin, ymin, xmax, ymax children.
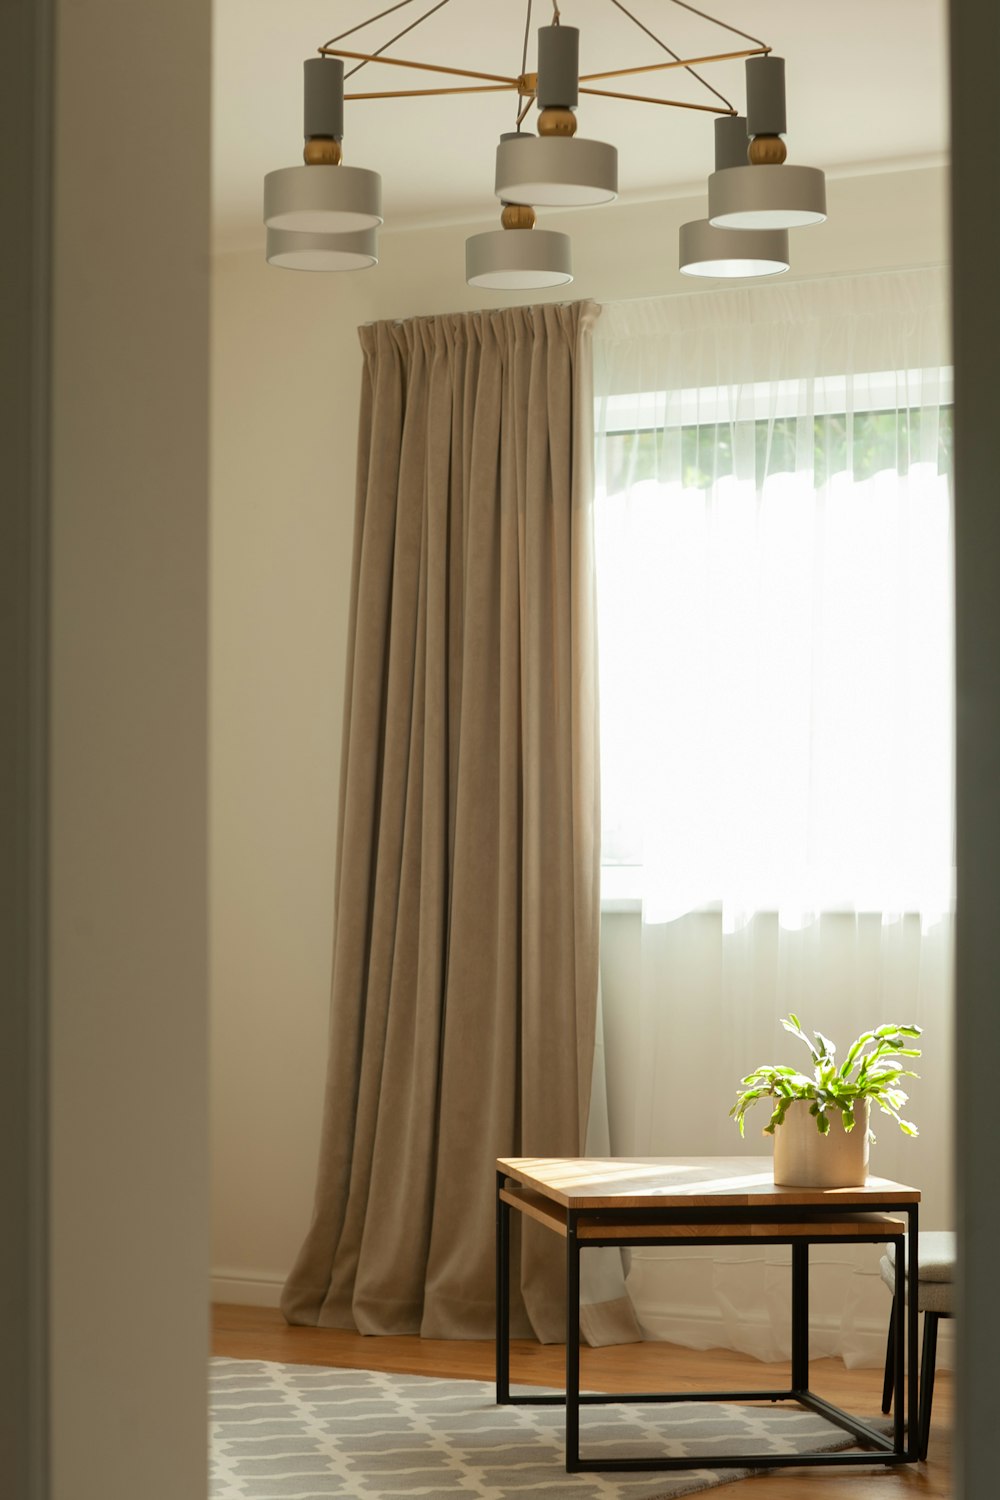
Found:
<box><xmin>210</xmin><ymin>1357</ymin><xmax>889</xmax><ymax>1500</ymax></box>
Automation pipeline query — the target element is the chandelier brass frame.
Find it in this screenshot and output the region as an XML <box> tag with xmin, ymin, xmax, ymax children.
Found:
<box><xmin>316</xmin><ymin>0</ymin><xmax>770</xmax><ymax>124</ymax></box>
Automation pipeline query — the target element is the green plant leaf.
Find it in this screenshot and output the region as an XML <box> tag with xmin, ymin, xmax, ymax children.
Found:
<box><xmin>875</xmin><ymin>1023</ymin><xmax>922</xmax><ymax>1040</ymax></box>
<box><xmin>731</xmin><ymin>1016</ymin><xmax>923</xmax><ymax>1140</ymax></box>
<box><xmin>782</xmin><ymin>1014</ymin><xmax>821</xmax><ymax>1061</ymax></box>
<box><xmin>814</xmin><ymin>1030</ymin><xmax>837</xmax><ymax>1061</ymax></box>
<box><xmin>839</xmin><ymin>1032</ymin><xmax>875</xmax><ymax>1076</ymax></box>
<box><xmin>764</xmin><ymin>1096</ymin><xmax>793</xmax><ymax>1134</ymax></box>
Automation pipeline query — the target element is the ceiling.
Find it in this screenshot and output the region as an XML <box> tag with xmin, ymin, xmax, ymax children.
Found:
<box><xmin>212</xmin><ymin>0</ymin><xmax>950</xmax><ymax>251</ymax></box>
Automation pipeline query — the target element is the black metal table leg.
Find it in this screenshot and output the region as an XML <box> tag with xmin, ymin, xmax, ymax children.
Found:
<box><xmin>907</xmin><ymin>1208</ymin><xmax>920</xmax><ymax>1460</ymax></box>
<box><xmin>919</xmin><ymin>1312</ymin><xmax>939</xmax><ymax>1461</ymax></box>
<box><xmin>891</xmin><ymin>1234</ymin><xmax>905</xmax><ymax>1454</ymax></box>
<box><xmin>565</xmin><ymin>1214</ymin><xmax>582</xmax><ymax>1471</ymax></box>
<box><xmin>882</xmin><ymin>1299</ymin><xmax>896</xmax><ymax>1415</ymax></box>
<box><xmin>496</xmin><ymin>1170</ymin><xmax>510</xmax><ymax>1405</ymax></box>
<box><xmin>791</xmin><ymin>1241</ymin><xmax>810</xmax><ymax>1394</ymax></box>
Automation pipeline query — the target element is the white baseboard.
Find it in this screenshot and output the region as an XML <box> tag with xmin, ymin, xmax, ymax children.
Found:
<box><xmin>212</xmin><ymin>1271</ymin><xmax>285</xmax><ymax>1308</ymax></box>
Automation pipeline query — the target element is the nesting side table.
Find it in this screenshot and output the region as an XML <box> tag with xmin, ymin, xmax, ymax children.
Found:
<box><xmin>496</xmin><ymin>1156</ymin><xmax>920</xmax><ymax>1473</ymax></box>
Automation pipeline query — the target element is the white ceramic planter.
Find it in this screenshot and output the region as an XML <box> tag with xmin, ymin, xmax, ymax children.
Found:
<box><xmin>772</xmin><ymin>1099</ymin><xmax>870</xmax><ymax>1188</ymax></box>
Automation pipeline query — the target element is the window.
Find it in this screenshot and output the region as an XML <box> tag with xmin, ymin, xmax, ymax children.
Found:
<box><xmin>594</xmin><ymin>372</ymin><xmax>954</xmax><ymax>927</ymax></box>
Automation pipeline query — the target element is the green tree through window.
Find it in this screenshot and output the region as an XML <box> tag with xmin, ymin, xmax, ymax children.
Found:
<box><xmin>602</xmin><ymin>407</ymin><xmax>954</xmax><ymax>496</ymax></box>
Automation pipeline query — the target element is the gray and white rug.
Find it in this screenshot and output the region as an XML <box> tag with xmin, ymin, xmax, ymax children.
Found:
<box><xmin>210</xmin><ymin>1357</ymin><xmax>889</xmax><ymax>1500</ymax></box>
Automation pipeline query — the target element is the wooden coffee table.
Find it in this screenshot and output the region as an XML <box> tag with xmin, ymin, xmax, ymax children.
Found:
<box><xmin>496</xmin><ymin>1156</ymin><xmax>920</xmax><ymax>1472</ymax></box>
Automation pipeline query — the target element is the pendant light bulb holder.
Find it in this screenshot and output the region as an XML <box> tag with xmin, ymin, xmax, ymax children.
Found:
<box><xmin>746</xmin><ymin>54</ymin><xmax>787</xmax><ymax>138</ymax></box>
<box><xmin>303</xmin><ymin>56</ymin><xmax>345</xmax><ymax>141</ymax></box>
<box><xmin>715</xmin><ymin>113</ymin><xmax>750</xmax><ymax>170</ymax></box>
<box><xmin>537</xmin><ymin>24</ymin><xmax>579</xmax><ymax>110</ymax></box>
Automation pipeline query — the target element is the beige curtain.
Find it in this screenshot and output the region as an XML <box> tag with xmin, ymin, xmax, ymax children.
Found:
<box><xmin>281</xmin><ymin>301</ymin><xmax>602</xmax><ymax>1342</ymax></box>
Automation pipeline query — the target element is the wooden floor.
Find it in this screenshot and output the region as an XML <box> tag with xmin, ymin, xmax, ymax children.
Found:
<box><xmin>213</xmin><ymin>1304</ymin><xmax>952</xmax><ymax>1497</ymax></box>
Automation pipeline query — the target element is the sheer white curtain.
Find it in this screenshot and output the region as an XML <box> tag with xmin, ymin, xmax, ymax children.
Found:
<box><xmin>594</xmin><ymin>268</ymin><xmax>954</xmax><ymax>1365</ymax></box>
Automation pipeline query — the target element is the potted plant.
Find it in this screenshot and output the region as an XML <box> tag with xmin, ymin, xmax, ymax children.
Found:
<box><xmin>730</xmin><ymin>1015</ymin><xmax>922</xmax><ymax>1187</ymax></box>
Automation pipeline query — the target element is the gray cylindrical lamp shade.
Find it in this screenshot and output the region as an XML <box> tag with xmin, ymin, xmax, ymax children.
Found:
<box><xmin>466</xmin><ymin>229</ymin><xmax>572</xmax><ymax>289</ymax></box>
<box><xmin>266</xmin><ymin>226</ymin><xmax>378</xmax><ymax>271</ymax></box>
<box><xmin>263</xmin><ymin>163</ymin><xmax>383</xmax><ymax>233</ymax></box>
<box><xmin>494</xmin><ymin>135</ymin><xmax>617</xmax><ymax>207</ymax></box>
<box><xmin>708</xmin><ymin>164</ymin><xmax>826</xmax><ymax>228</ymax></box>
<box><xmin>679</xmin><ymin>219</ymin><xmax>789</xmax><ymax>278</ymax></box>
<box><xmin>537</xmin><ymin>24</ymin><xmax>579</xmax><ymax>108</ymax></box>
<box><xmin>303</xmin><ymin>56</ymin><xmax>344</xmax><ymax>140</ymax></box>
<box><xmin>746</xmin><ymin>54</ymin><xmax>787</xmax><ymax>138</ymax></box>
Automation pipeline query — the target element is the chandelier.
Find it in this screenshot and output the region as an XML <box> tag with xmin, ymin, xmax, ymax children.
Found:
<box><xmin>263</xmin><ymin>1</ymin><xmax>826</xmax><ymax>286</ymax></box>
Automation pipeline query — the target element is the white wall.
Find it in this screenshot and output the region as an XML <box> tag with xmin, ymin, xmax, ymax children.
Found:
<box><xmin>210</xmin><ymin>256</ymin><xmax>362</xmax><ymax>1297</ymax></box>
<box><xmin>210</xmin><ymin>165</ymin><xmax>950</xmax><ymax>1306</ymax></box>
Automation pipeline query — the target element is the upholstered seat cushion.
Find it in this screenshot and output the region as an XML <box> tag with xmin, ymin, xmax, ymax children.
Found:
<box><xmin>879</xmin><ymin>1229</ymin><xmax>955</xmax><ymax>1314</ymax></box>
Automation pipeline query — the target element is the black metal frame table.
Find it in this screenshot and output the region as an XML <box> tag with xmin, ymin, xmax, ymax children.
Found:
<box><xmin>495</xmin><ymin>1156</ymin><xmax>920</xmax><ymax>1474</ymax></box>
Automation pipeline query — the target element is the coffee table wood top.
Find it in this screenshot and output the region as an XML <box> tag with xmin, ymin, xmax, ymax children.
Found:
<box><xmin>497</xmin><ymin>1156</ymin><xmax>921</xmax><ymax>1210</ymax></box>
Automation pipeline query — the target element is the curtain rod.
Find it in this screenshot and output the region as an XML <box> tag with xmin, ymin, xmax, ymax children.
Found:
<box><xmin>360</xmin><ymin>298</ymin><xmax>591</xmax><ymax>328</ymax></box>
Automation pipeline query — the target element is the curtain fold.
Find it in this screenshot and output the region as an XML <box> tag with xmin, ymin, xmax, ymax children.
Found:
<box><xmin>282</xmin><ymin>301</ymin><xmax>602</xmax><ymax>1343</ymax></box>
